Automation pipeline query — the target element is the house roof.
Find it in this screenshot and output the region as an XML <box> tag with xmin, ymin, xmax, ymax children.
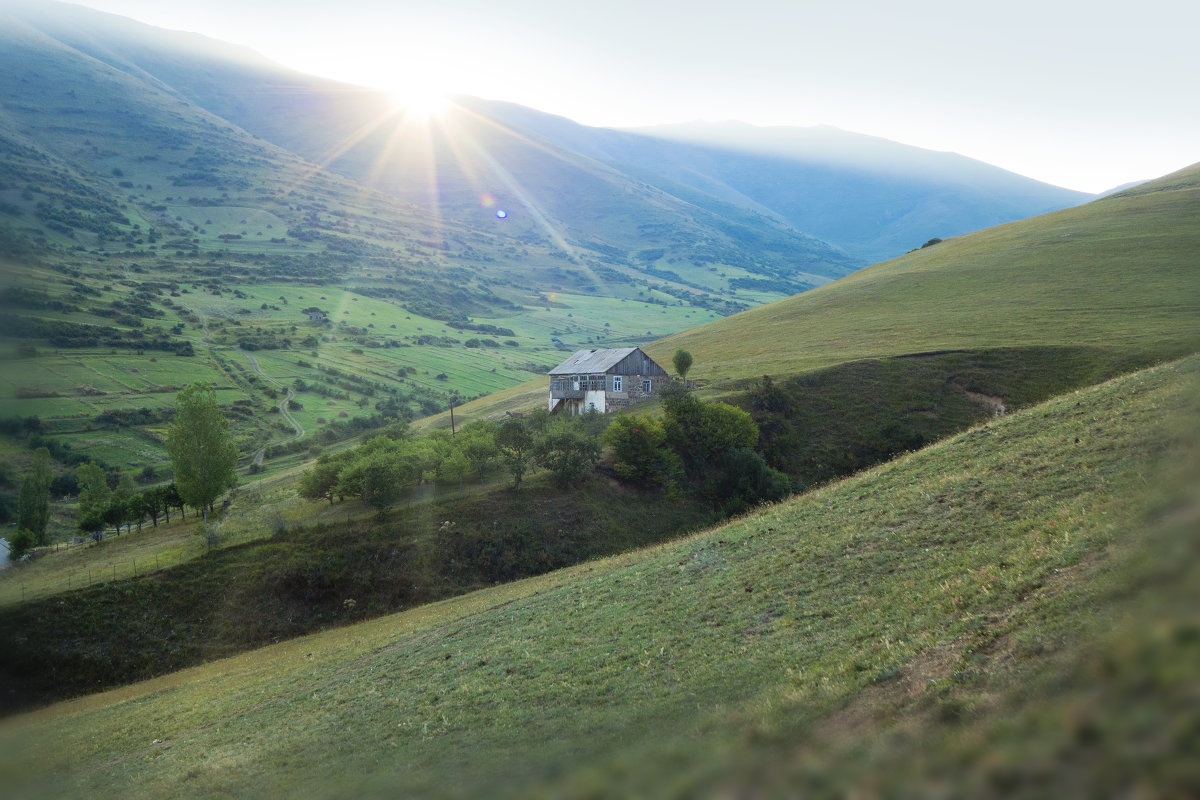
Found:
<box><xmin>548</xmin><ymin>347</ymin><xmax>640</xmax><ymax>375</ymax></box>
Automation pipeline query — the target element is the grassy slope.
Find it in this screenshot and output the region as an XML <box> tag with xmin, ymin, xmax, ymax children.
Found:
<box><xmin>2</xmin><ymin>355</ymin><xmax>1194</xmax><ymax>798</ymax></box>
<box><xmin>659</xmin><ymin>164</ymin><xmax>1200</xmax><ymax>380</ymax></box>
<box><xmin>443</xmin><ymin>162</ymin><xmax>1200</xmax><ymax>423</ymax></box>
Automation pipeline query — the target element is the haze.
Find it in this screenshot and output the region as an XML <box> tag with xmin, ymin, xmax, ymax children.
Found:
<box><xmin>40</xmin><ymin>0</ymin><xmax>1200</xmax><ymax>193</ymax></box>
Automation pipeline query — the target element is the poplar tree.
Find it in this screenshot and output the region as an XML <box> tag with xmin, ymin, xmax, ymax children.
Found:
<box><xmin>16</xmin><ymin>447</ymin><xmax>53</xmax><ymax>545</ymax></box>
<box><xmin>166</xmin><ymin>383</ymin><xmax>238</xmax><ymax>522</ymax></box>
<box><xmin>672</xmin><ymin>348</ymin><xmax>693</xmax><ymax>379</ymax></box>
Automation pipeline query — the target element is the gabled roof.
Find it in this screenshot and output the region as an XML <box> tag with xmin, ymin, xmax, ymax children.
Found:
<box><xmin>548</xmin><ymin>347</ymin><xmax>640</xmax><ymax>375</ymax></box>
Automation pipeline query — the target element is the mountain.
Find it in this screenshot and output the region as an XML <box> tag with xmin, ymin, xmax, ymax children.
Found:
<box><xmin>0</xmin><ymin>0</ymin><xmax>859</xmax><ymax>298</ymax></box>
<box><xmin>454</xmin><ymin>98</ymin><xmax>1093</xmax><ymax>262</ymax></box>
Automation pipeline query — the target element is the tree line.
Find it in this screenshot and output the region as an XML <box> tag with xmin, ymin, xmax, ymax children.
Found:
<box><xmin>6</xmin><ymin>383</ymin><xmax>238</xmax><ymax>559</ymax></box>
<box><xmin>298</xmin><ymin>352</ymin><xmax>790</xmax><ymax>515</ymax></box>
<box><xmin>298</xmin><ymin>410</ymin><xmax>608</xmax><ymax>509</ymax></box>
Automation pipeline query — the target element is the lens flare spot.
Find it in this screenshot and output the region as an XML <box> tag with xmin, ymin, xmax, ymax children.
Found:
<box><xmin>480</xmin><ymin>193</ymin><xmax>497</xmax><ymax>208</ymax></box>
<box><xmin>495</xmin><ymin>209</ymin><xmax>508</xmax><ymax>219</ymax></box>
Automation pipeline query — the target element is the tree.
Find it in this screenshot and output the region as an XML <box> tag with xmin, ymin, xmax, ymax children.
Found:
<box><xmin>663</xmin><ymin>395</ymin><xmax>758</xmax><ymax>471</ymax></box>
<box><xmin>166</xmin><ymin>383</ymin><xmax>238</xmax><ymax>522</ymax></box>
<box><xmin>442</xmin><ymin>448</ymin><xmax>470</xmax><ymax>485</ymax></box>
<box><xmin>16</xmin><ymin>447</ymin><xmax>52</xmax><ymax>545</ymax></box>
<box><xmin>534</xmin><ymin>417</ymin><xmax>600</xmax><ymax>488</ymax></box>
<box><xmin>603</xmin><ymin>413</ymin><xmax>681</xmax><ymax>487</ymax></box>
<box><xmin>102</xmin><ymin>495</ymin><xmax>128</xmax><ymax>536</ymax></box>
<box><xmin>7</xmin><ymin>528</ymin><xmax>36</xmax><ymax>560</ymax></box>
<box><xmin>50</xmin><ymin>470</ymin><xmax>78</xmax><ymax>499</ymax></box>
<box><xmin>76</xmin><ymin>462</ymin><xmax>111</xmax><ymax>534</ymax></box>
<box><xmin>707</xmin><ymin>448</ymin><xmax>791</xmax><ymax>513</ymax></box>
<box><xmin>299</xmin><ymin>454</ymin><xmax>349</xmax><ymax>505</ymax></box>
<box><xmin>163</xmin><ymin>483</ymin><xmax>185</xmax><ymax>522</ymax></box>
<box><xmin>139</xmin><ymin>486</ymin><xmax>165</xmax><ymax>527</ymax></box>
<box><xmin>339</xmin><ymin>451</ymin><xmax>406</xmax><ymax>510</ymax></box>
<box><xmin>415</xmin><ymin>429</ymin><xmax>456</xmax><ymax>482</ymax></box>
<box><xmin>672</xmin><ymin>348</ymin><xmax>693</xmax><ymax>380</ymax></box>
<box><xmin>495</xmin><ymin>418</ymin><xmax>535</xmax><ymax>490</ymax></box>
<box><xmin>458</xmin><ymin>422</ymin><xmax>498</xmax><ymax>483</ymax></box>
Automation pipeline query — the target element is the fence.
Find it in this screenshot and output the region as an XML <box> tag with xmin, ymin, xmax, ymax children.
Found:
<box><xmin>0</xmin><ymin>549</ymin><xmax>188</xmax><ymax>606</ymax></box>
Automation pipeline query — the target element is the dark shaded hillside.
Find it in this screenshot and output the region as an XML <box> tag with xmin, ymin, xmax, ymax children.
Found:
<box><xmin>734</xmin><ymin>345</ymin><xmax>1161</xmax><ymax>489</ymax></box>
<box><xmin>0</xmin><ymin>477</ymin><xmax>715</xmax><ymax>713</ymax></box>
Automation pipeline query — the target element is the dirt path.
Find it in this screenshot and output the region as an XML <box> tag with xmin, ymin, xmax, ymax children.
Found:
<box><xmin>963</xmin><ymin>389</ymin><xmax>1007</xmax><ymax>417</ymax></box>
<box><xmin>243</xmin><ymin>352</ymin><xmax>304</xmax><ymax>465</ymax></box>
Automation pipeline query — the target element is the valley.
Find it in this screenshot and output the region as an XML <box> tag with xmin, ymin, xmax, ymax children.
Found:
<box><xmin>0</xmin><ymin>2</ymin><xmax>1196</xmax><ymax>797</ymax></box>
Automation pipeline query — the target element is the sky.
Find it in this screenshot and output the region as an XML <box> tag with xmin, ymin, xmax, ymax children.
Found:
<box><xmin>60</xmin><ymin>0</ymin><xmax>1200</xmax><ymax>193</ymax></box>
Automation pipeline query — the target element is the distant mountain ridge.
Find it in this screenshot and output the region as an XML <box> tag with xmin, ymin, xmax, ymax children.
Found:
<box><xmin>457</xmin><ymin>98</ymin><xmax>1094</xmax><ymax>262</ymax></box>
<box><xmin>3</xmin><ymin>1</ymin><xmax>1092</xmax><ymax>269</ymax></box>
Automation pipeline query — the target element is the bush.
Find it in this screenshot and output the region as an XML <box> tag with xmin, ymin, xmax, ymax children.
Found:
<box><xmin>604</xmin><ymin>414</ymin><xmax>681</xmax><ymax>487</ymax></box>
<box><xmin>535</xmin><ymin>419</ymin><xmax>601</xmax><ymax>488</ymax></box>
<box><xmin>7</xmin><ymin>528</ymin><xmax>36</xmax><ymax>560</ymax></box>
<box><xmin>706</xmin><ymin>448</ymin><xmax>792</xmax><ymax>514</ymax></box>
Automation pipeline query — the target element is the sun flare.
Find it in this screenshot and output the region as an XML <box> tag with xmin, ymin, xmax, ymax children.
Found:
<box><xmin>390</xmin><ymin>84</ymin><xmax>449</xmax><ymax>120</ymax></box>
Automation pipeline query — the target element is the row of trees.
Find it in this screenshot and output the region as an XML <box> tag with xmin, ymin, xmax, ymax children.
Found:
<box><xmin>6</xmin><ymin>460</ymin><xmax>191</xmax><ymax>559</ymax></box>
<box><xmin>297</xmin><ymin>364</ymin><xmax>788</xmax><ymax>516</ymax></box>
<box><xmin>299</xmin><ymin>411</ymin><xmax>606</xmax><ymax>510</ymax></box>
<box><xmin>75</xmin><ymin>464</ymin><xmax>190</xmax><ymax>535</ymax></box>
<box><xmin>6</xmin><ymin>383</ymin><xmax>238</xmax><ymax>560</ymax></box>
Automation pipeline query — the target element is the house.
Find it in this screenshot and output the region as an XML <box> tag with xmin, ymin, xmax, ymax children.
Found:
<box><xmin>307</xmin><ymin>311</ymin><xmax>327</xmax><ymax>321</ymax></box>
<box><xmin>548</xmin><ymin>346</ymin><xmax>669</xmax><ymax>414</ymax></box>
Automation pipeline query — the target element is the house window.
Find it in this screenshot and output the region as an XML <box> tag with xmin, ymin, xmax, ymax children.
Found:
<box><xmin>642</xmin><ymin>379</ymin><xmax>652</xmax><ymax>393</ymax></box>
<box><xmin>612</xmin><ymin>375</ymin><xmax>622</xmax><ymax>392</ymax></box>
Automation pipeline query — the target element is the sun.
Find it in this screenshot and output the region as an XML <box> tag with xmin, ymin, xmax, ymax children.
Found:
<box><xmin>390</xmin><ymin>84</ymin><xmax>449</xmax><ymax>120</ymax></box>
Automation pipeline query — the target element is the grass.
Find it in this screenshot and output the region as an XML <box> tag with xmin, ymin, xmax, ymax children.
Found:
<box><xmin>0</xmin><ymin>467</ymin><xmax>719</xmax><ymax>712</ymax></box>
<box><xmin>0</xmin><ymin>517</ymin><xmax>199</xmax><ymax>606</ymax></box>
<box><xmin>2</xmin><ymin>354</ymin><xmax>1193</xmax><ymax>797</ymax></box>
<box><xmin>652</xmin><ymin>166</ymin><xmax>1200</xmax><ymax>381</ymax></box>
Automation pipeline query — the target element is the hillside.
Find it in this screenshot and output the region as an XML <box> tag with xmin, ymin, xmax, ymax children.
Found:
<box><xmin>444</xmin><ymin>161</ymin><xmax>1200</xmax><ymax>423</ymax></box>
<box><xmin>658</xmin><ymin>161</ymin><xmax>1200</xmax><ymax>380</ymax></box>
<box><xmin>2</xmin><ymin>353</ymin><xmax>1194</xmax><ymax>797</ymax></box>
<box><xmin>0</xmin><ymin>0</ymin><xmax>873</xmax><ymax>497</ymax></box>
<box><xmin>0</xmin><ymin>0</ymin><xmax>859</xmax><ymax>297</ymax></box>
